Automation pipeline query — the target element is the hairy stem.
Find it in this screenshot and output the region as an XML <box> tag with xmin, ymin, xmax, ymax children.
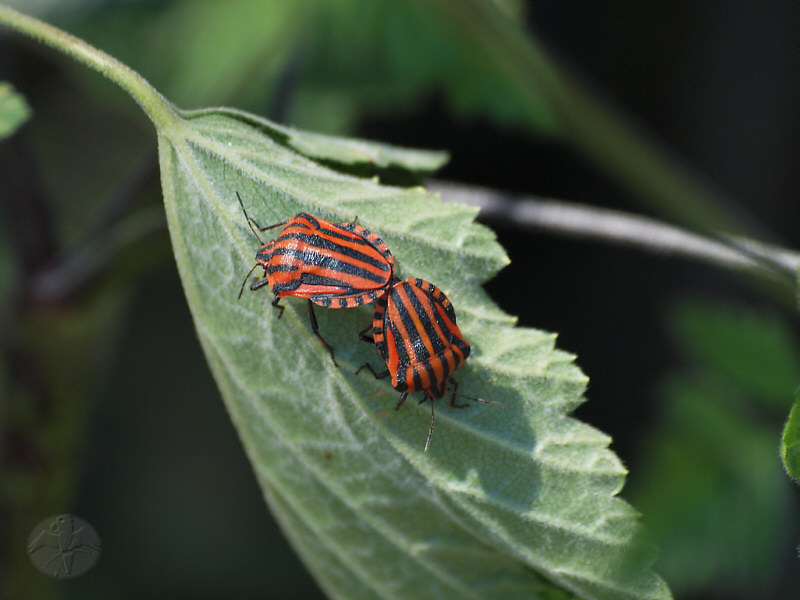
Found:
<box><xmin>0</xmin><ymin>4</ymin><xmax>176</xmax><ymax>130</ymax></box>
<box><xmin>431</xmin><ymin>180</ymin><xmax>799</xmax><ymax>283</ymax></box>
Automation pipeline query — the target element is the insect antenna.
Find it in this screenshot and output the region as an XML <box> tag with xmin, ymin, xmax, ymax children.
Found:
<box><xmin>237</xmin><ymin>263</ymin><xmax>259</xmax><ymax>299</ymax></box>
<box><xmin>236</xmin><ymin>191</ymin><xmax>264</xmax><ymax>244</ymax></box>
<box><xmin>418</xmin><ymin>384</ymin><xmax>501</xmax><ymax>452</ymax></box>
<box><xmin>424</xmin><ymin>397</ymin><xmax>436</xmax><ymax>453</ymax></box>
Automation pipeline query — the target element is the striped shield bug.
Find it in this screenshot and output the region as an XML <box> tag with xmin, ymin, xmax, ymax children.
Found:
<box><xmin>236</xmin><ymin>192</ymin><xmax>395</xmax><ymax>365</ymax></box>
<box><xmin>357</xmin><ymin>277</ymin><xmax>499</xmax><ymax>451</ymax></box>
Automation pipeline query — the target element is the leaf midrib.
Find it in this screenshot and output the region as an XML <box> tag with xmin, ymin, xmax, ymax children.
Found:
<box><xmin>166</xmin><ymin>128</ymin><xmax>504</xmax><ymax>598</ymax></box>
<box><xmin>174</xmin><ymin>117</ymin><xmax>636</xmax><ymax>541</ymax></box>
<box><xmin>160</xmin><ymin>112</ymin><xmax>665</xmax><ymax>600</ymax></box>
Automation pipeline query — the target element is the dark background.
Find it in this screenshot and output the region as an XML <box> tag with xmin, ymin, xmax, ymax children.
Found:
<box><xmin>1</xmin><ymin>1</ymin><xmax>799</xmax><ymax>599</ymax></box>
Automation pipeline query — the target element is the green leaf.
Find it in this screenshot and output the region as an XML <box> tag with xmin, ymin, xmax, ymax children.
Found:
<box><xmin>202</xmin><ymin>107</ymin><xmax>449</xmax><ymax>172</ymax></box>
<box><xmin>629</xmin><ymin>299</ymin><xmax>797</xmax><ymax>596</ymax></box>
<box><xmin>291</xmin><ymin>0</ymin><xmax>559</xmax><ymax>134</ymax></box>
<box><xmin>668</xmin><ymin>300</ymin><xmax>800</xmax><ymax>409</ymax></box>
<box><xmin>156</xmin><ymin>106</ymin><xmax>670</xmax><ymax>600</ymax></box>
<box><xmin>629</xmin><ymin>377</ymin><xmax>788</xmax><ymax>597</ymax></box>
<box><xmin>0</xmin><ymin>82</ymin><xmax>31</xmax><ymax>139</ymax></box>
<box><xmin>781</xmin><ymin>390</ymin><xmax>800</xmax><ymax>484</ymax></box>
<box><xmin>0</xmin><ymin>7</ymin><xmax>670</xmax><ymax>597</ymax></box>
<box><xmin>66</xmin><ymin>0</ymin><xmax>308</xmax><ymax>109</ymax></box>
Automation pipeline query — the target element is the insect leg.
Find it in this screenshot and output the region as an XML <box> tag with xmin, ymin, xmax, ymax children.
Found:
<box><xmin>307</xmin><ymin>300</ymin><xmax>338</xmax><ymax>367</ymax></box>
<box><xmin>355</xmin><ymin>362</ymin><xmax>389</xmax><ymax>379</ymax></box>
<box><xmin>254</xmin><ymin>219</ymin><xmax>288</xmax><ymax>232</ymax></box>
<box><xmin>447</xmin><ymin>378</ymin><xmax>502</xmax><ymax>408</ymax></box>
<box><xmin>237</xmin><ymin>264</ymin><xmax>259</xmax><ymax>298</ymax></box>
<box><xmin>358</xmin><ymin>323</ymin><xmax>374</xmax><ymax>343</ymax></box>
<box><xmin>448</xmin><ymin>379</ymin><xmax>470</xmax><ymax>409</ymax></box>
<box><xmin>271</xmin><ymin>295</ymin><xmax>285</xmax><ymax>318</ymax></box>
<box><xmin>250</xmin><ymin>277</ymin><xmax>271</xmax><ymax>292</ymax></box>
<box><xmin>395</xmin><ymin>391</ymin><xmax>409</xmax><ymax>411</ymax></box>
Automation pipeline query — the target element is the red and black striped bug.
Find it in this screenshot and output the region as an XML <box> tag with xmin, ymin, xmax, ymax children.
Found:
<box><xmin>357</xmin><ymin>277</ymin><xmax>499</xmax><ymax>451</ymax></box>
<box><xmin>236</xmin><ymin>192</ymin><xmax>395</xmax><ymax>365</ymax></box>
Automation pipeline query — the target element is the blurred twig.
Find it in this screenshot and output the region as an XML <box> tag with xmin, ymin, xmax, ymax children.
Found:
<box><xmin>24</xmin><ymin>150</ymin><xmax>163</xmax><ymax>304</ymax></box>
<box><xmin>77</xmin><ymin>149</ymin><xmax>159</xmax><ymax>242</ymax></box>
<box><xmin>420</xmin><ymin>0</ymin><xmax>765</xmax><ymax>240</ymax></box>
<box><xmin>28</xmin><ymin>205</ymin><xmax>164</xmax><ymax>303</ymax></box>
<box><xmin>430</xmin><ymin>180</ymin><xmax>799</xmax><ymax>283</ymax></box>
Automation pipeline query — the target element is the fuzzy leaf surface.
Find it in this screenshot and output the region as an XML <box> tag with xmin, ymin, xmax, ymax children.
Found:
<box><xmin>157</xmin><ymin>106</ymin><xmax>671</xmax><ymax>600</ymax></box>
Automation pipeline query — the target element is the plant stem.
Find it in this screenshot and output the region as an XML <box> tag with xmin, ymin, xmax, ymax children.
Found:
<box><xmin>431</xmin><ymin>180</ymin><xmax>799</xmax><ymax>284</ymax></box>
<box><xmin>0</xmin><ymin>4</ymin><xmax>176</xmax><ymax>130</ymax></box>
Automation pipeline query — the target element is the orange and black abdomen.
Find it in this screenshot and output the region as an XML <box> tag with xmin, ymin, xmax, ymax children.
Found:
<box><xmin>262</xmin><ymin>213</ymin><xmax>395</xmax><ymax>308</ymax></box>
<box><xmin>373</xmin><ymin>278</ymin><xmax>470</xmax><ymax>399</ymax></box>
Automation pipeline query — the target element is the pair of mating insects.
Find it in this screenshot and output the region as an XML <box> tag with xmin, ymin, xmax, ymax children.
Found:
<box><xmin>236</xmin><ymin>193</ymin><xmax>498</xmax><ymax>451</ymax></box>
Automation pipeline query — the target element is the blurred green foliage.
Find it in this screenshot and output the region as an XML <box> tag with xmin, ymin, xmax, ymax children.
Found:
<box><xmin>18</xmin><ymin>0</ymin><xmax>753</xmax><ymax>232</ymax></box>
<box><xmin>0</xmin><ymin>81</ymin><xmax>30</xmax><ymax>138</ymax></box>
<box><xmin>629</xmin><ymin>300</ymin><xmax>799</xmax><ymax>597</ymax></box>
<box><xmin>54</xmin><ymin>0</ymin><xmax>556</xmax><ymax>135</ymax></box>
<box><xmin>781</xmin><ymin>391</ymin><xmax>800</xmax><ymax>484</ymax></box>
<box><xmin>670</xmin><ymin>301</ymin><xmax>800</xmax><ymax>408</ymax></box>
<box><xmin>1</xmin><ymin>1</ymin><xmax>798</xmax><ymax>599</ymax></box>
